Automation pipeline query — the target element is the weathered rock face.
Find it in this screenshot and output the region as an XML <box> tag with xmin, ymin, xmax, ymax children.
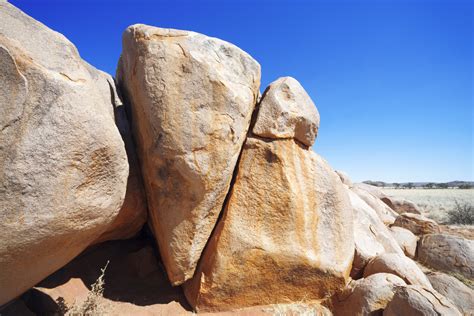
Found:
<box><xmin>427</xmin><ymin>272</ymin><xmax>474</xmax><ymax>315</ymax></box>
<box><xmin>392</xmin><ymin>213</ymin><xmax>440</xmax><ymax>235</ymax></box>
<box><xmin>348</xmin><ymin>189</ymin><xmax>404</xmax><ymax>278</ymax></box>
<box><xmin>0</xmin><ymin>2</ymin><xmax>128</xmax><ymax>306</ymax></box>
<box><xmin>184</xmin><ymin>137</ymin><xmax>354</xmax><ymax>312</ymax></box>
<box><xmin>252</xmin><ymin>77</ymin><xmax>320</xmax><ymax>147</ymax></box>
<box><xmin>363</xmin><ymin>253</ymin><xmax>432</xmax><ymax>289</ymax></box>
<box><xmin>117</xmin><ymin>24</ymin><xmax>261</xmax><ymax>285</ymax></box>
<box><xmin>389</xmin><ymin>226</ymin><xmax>417</xmax><ymax>258</ymax></box>
<box><xmin>351</xmin><ymin>186</ymin><xmax>398</xmax><ymax>225</ymax></box>
<box><xmin>330</xmin><ymin>273</ymin><xmax>406</xmax><ymax>316</ymax></box>
<box><xmin>417</xmin><ymin>234</ymin><xmax>474</xmax><ymax>279</ymax></box>
<box><xmin>384</xmin><ymin>285</ymin><xmax>461</xmax><ymax>316</ymax></box>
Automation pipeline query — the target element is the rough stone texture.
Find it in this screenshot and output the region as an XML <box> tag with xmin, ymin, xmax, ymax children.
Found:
<box><xmin>363</xmin><ymin>253</ymin><xmax>432</xmax><ymax>289</ymax></box>
<box><xmin>348</xmin><ymin>189</ymin><xmax>404</xmax><ymax>279</ymax></box>
<box><xmin>427</xmin><ymin>272</ymin><xmax>474</xmax><ymax>315</ymax></box>
<box><xmin>417</xmin><ymin>234</ymin><xmax>474</xmax><ymax>279</ymax></box>
<box><xmin>383</xmin><ymin>285</ymin><xmax>461</xmax><ymax>316</ymax></box>
<box><xmin>392</xmin><ymin>213</ymin><xmax>440</xmax><ymax>236</ymax></box>
<box><xmin>331</xmin><ymin>273</ymin><xmax>406</xmax><ymax>316</ymax></box>
<box><xmin>95</xmin><ymin>82</ymin><xmax>148</xmax><ymax>243</ymax></box>
<box><xmin>385</xmin><ymin>196</ymin><xmax>421</xmax><ymax>215</ymax></box>
<box><xmin>0</xmin><ymin>3</ymin><xmax>128</xmax><ymax>305</ymax></box>
<box><xmin>184</xmin><ymin>137</ymin><xmax>354</xmax><ymax>312</ymax></box>
<box><xmin>335</xmin><ymin>170</ymin><xmax>353</xmax><ymax>187</ymax></box>
<box><xmin>352</xmin><ymin>186</ymin><xmax>398</xmax><ymax>225</ymax></box>
<box><xmin>389</xmin><ymin>226</ymin><xmax>418</xmax><ymax>258</ymax></box>
<box><xmin>252</xmin><ymin>77</ymin><xmax>320</xmax><ymax>147</ymax></box>
<box><xmin>117</xmin><ymin>24</ymin><xmax>261</xmax><ymax>285</ymax></box>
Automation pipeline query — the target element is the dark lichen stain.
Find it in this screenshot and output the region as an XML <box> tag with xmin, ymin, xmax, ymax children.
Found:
<box><xmin>264</xmin><ymin>149</ymin><xmax>279</xmax><ymax>164</ymax></box>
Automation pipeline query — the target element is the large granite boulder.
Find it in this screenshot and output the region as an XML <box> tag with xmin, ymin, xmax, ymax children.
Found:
<box><xmin>363</xmin><ymin>253</ymin><xmax>432</xmax><ymax>289</ymax></box>
<box><xmin>252</xmin><ymin>76</ymin><xmax>320</xmax><ymax>147</ymax></box>
<box><xmin>427</xmin><ymin>272</ymin><xmax>474</xmax><ymax>315</ymax></box>
<box><xmin>331</xmin><ymin>273</ymin><xmax>406</xmax><ymax>316</ymax></box>
<box><xmin>417</xmin><ymin>234</ymin><xmax>474</xmax><ymax>279</ymax></box>
<box><xmin>184</xmin><ymin>136</ymin><xmax>354</xmax><ymax>312</ymax></box>
<box><xmin>0</xmin><ymin>3</ymin><xmax>128</xmax><ymax>305</ymax></box>
<box><xmin>117</xmin><ymin>24</ymin><xmax>261</xmax><ymax>285</ymax></box>
<box><xmin>392</xmin><ymin>213</ymin><xmax>440</xmax><ymax>236</ymax></box>
<box><xmin>384</xmin><ymin>285</ymin><xmax>461</xmax><ymax>316</ymax></box>
<box><xmin>348</xmin><ymin>189</ymin><xmax>404</xmax><ymax>278</ymax></box>
<box><xmin>389</xmin><ymin>226</ymin><xmax>417</xmax><ymax>258</ymax></box>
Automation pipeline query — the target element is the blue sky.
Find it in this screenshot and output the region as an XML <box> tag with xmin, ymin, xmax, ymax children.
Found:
<box><xmin>10</xmin><ymin>0</ymin><xmax>473</xmax><ymax>182</ymax></box>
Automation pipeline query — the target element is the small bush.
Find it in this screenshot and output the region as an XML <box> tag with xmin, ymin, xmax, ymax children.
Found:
<box><xmin>57</xmin><ymin>261</ymin><xmax>110</xmax><ymax>316</ymax></box>
<box><xmin>447</xmin><ymin>200</ymin><xmax>474</xmax><ymax>225</ymax></box>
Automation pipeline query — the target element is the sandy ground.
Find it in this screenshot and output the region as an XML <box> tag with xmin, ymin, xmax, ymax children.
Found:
<box><xmin>384</xmin><ymin>189</ymin><xmax>474</xmax><ymax>223</ymax></box>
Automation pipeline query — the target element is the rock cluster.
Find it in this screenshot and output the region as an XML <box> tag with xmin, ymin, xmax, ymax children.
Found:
<box><xmin>0</xmin><ymin>3</ymin><xmax>470</xmax><ymax>316</ymax></box>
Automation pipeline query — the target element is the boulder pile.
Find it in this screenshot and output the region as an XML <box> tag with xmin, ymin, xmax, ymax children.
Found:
<box><xmin>0</xmin><ymin>3</ymin><xmax>471</xmax><ymax>315</ymax></box>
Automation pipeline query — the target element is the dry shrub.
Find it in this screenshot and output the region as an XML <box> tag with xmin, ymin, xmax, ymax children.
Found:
<box><xmin>447</xmin><ymin>200</ymin><xmax>474</xmax><ymax>225</ymax></box>
<box><xmin>270</xmin><ymin>303</ymin><xmax>321</xmax><ymax>316</ymax></box>
<box><xmin>57</xmin><ymin>261</ymin><xmax>110</xmax><ymax>316</ymax></box>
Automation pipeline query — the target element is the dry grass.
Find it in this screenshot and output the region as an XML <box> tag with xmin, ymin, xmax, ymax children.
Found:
<box><xmin>57</xmin><ymin>261</ymin><xmax>110</xmax><ymax>316</ymax></box>
<box><xmin>265</xmin><ymin>298</ymin><xmax>330</xmax><ymax>316</ymax></box>
<box><xmin>384</xmin><ymin>189</ymin><xmax>474</xmax><ymax>223</ymax></box>
<box><xmin>268</xmin><ymin>304</ymin><xmax>323</xmax><ymax>316</ymax></box>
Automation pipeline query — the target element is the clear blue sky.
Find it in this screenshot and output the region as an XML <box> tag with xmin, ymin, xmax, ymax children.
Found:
<box><xmin>10</xmin><ymin>0</ymin><xmax>473</xmax><ymax>182</ymax></box>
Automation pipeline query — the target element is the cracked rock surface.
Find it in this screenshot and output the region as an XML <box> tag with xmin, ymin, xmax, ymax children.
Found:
<box><xmin>184</xmin><ymin>136</ymin><xmax>354</xmax><ymax>312</ymax></box>
<box><xmin>117</xmin><ymin>24</ymin><xmax>261</xmax><ymax>285</ymax></box>
<box><xmin>417</xmin><ymin>234</ymin><xmax>474</xmax><ymax>279</ymax></box>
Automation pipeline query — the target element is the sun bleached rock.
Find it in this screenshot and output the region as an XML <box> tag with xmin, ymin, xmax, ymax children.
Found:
<box><xmin>351</xmin><ymin>186</ymin><xmax>398</xmax><ymax>225</ymax></box>
<box><xmin>252</xmin><ymin>77</ymin><xmax>320</xmax><ymax>147</ymax></box>
<box><xmin>331</xmin><ymin>273</ymin><xmax>406</xmax><ymax>316</ymax></box>
<box><xmin>352</xmin><ymin>183</ymin><xmax>389</xmax><ymax>200</ymax></box>
<box><xmin>117</xmin><ymin>24</ymin><xmax>261</xmax><ymax>285</ymax></box>
<box><xmin>417</xmin><ymin>234</ymin><xmax>474</xmax><ymax>279</ymax></box>
<box><xmin>336</xmin><ymin>170</ymin><xmax>353</xmax><ymax>187</ymax></box>
<box><xmin>184</xmin><ymin>137</ymin><xmax>354</xmax><ymax>312</ymax></box>
<box><xmin>389</xmin><ymin>226</ymin><xmax>418</xmax><ymax>258</ymax></box>
<box><xmin>383</xmin><ymin>285</ymin><xmax>461</xmax><ymax>316</ymax></box>
<box><xmin>0</xmin><ymin>2</ymin><xmax>128</xmax><ymax>305</ymax></box>
<box><xmin>348</xmin><ymin>189</ymin><xmax>404</xmax><ymax>279</ymax></box>
<box><xmin>363</xmin><ymin>253</ymin><xmax>432</xmax><ymax>289</ymax></box>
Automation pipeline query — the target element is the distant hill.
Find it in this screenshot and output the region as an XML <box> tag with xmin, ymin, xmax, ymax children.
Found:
<box><xmin>362</xmin><ymin>180</ymin><xmax>474</xmax><ymax>189</ymax></box>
